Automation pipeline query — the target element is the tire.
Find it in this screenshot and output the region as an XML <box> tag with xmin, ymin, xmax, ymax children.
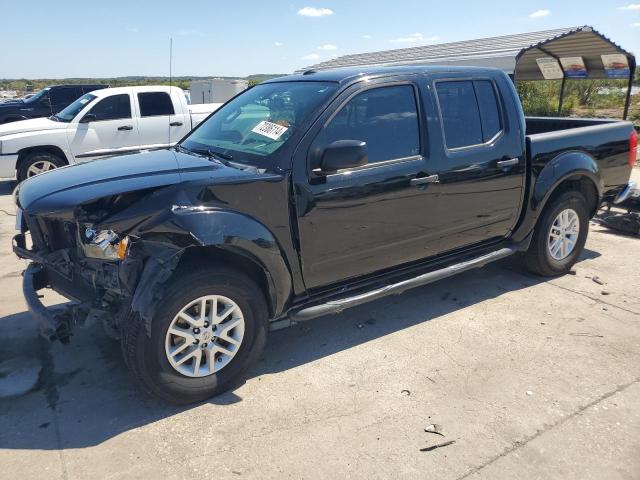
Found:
<box><xmin>523</xmin><ymin>190</ymin><xmax>589</xmax><ymax>276</ymax></box>
<box><xmin>123</xmin><ymin>265</ymin><xmax>268</xmax><ymax>404</ymax></box>
<box><xmin>17</xmin><ymin>151</ymin><xmax>66</xmax><ymax>182</ymax></box>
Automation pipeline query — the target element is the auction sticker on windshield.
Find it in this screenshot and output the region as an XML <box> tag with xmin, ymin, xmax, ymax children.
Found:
<box><xmin>251</xmin><ymin>121</ymin><xmax>288</xmax><ymax>140</ymax></box>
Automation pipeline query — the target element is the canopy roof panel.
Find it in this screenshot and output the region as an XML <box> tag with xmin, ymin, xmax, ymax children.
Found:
<box><xmin>297</xmin><ymin>26</ymin><xmax>635</xmax><ymax>80</ymax></box>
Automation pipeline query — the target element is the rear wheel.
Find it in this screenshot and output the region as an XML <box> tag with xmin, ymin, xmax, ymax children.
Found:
<box><xmin>17</xmin><ymin>151</ymin><xmax>65</xmax><ymax>182</ymax></box>
<box><xmin>123</xmin><ymin>266</ymin><xmax>268</xmax><ymax>404</ymax></box>
<box><xmin>523</xmin><ymin>190</ymin><xmax>589</xmax><ymax>276</ymax></box>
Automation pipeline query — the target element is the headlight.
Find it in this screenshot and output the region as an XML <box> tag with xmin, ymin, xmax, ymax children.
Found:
<box><xmin>81</xmin><ymin>227</ymin><xmax>129</xmax><ymax>261</ymax></box>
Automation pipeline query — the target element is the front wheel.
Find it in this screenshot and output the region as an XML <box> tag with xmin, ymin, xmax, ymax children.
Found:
<box><xmin>123</xmin><ymin>266</ymin><xmax>268</xmax><ymax>404</ymax></box>
<box><xmin>17</xmin><ymin>151</ymin><xmax>65</xmax><ymax>182</ymax></box>
<box><xmin>522</xmin><ymin>190</ymin><xmax>589</xmax><ymax>276</ymax></box>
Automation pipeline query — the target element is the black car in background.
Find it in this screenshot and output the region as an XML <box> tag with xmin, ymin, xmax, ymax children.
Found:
<box><xmin>0</xmin><ymin>84</ymin><xmax>109</xmax><ymax>124</ymax></box>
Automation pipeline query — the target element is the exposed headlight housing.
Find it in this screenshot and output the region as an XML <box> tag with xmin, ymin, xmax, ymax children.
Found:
<box><xmin>81</xmin><ymin>227</ymin><xmax>129</xmax><ymax>261</ymax></box>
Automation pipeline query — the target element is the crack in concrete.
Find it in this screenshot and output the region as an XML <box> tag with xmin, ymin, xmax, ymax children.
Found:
<box><xmin>455</xmin><ymin>376</ymin><xmax>640</xmax><ymax>480</ymax></box>
<box><xmin>546</xmin><ymin>281</ymin><xmax>640</xmax><ymax>316</ymax></box>
<box><xmin>508</xmin><ymin>268</ymin><xmax>640</xmax><ymax>316</ymax></box>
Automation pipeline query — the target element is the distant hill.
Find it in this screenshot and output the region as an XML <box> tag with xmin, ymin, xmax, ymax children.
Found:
<box><xmin>0</xmin><ymin>74</ymin><xmax>288</xmax><ymax>92</ymax></box>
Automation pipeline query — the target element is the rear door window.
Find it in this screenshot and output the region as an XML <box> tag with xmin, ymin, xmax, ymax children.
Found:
<box><xmin>474</xmin><ymin>80</ymin><xmax>502</xmax><ymax>142</ymax></box>
<box><xmin>436</xmin><ymin>81</ymin><xmax>483</xmax><ymax>149</ymax></box>
<box><xmin>138</xmin><ymin>92</ymin><xmax>175</xmax><ymax>117</ymax></box>
<box><xmin>88</xmin><ymin>94</ymin><xmax>132</xmax><ymax>121</ymax></box>
<box><xmin>50</xmin><ymin>87</ymin><xmax>81</xmax><ymax>107</ymax></box>
<box><xmin>436</xmin><ymin>79</ymin><xmax>503</xmax><ymax>149</ymax></box>
<box><xmin>82</xmin><ymin>85</ymin><xmax>104</xmax><ymax>94</ymax></box>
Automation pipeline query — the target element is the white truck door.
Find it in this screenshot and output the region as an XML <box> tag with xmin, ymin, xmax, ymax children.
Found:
<box><xmin>68</xmin><ymin>92</ymin><xmax>139</xmax><ymax>162</ymax></box>
<box><xmin>135</xmin><ymin>90</ymin><xmax>188</xmax><ymax>149</ymax></box>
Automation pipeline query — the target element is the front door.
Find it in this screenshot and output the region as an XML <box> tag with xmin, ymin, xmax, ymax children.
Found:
<box><xmin>68</xmin><ymin>92</ymin><xmax>138</xmax><ymax>161</ymax></box>
<box><xmin>428</xmin><ymin>77</ymin><xmax>525</xmax><ymax>251</ymax></box>
<box><xmin>294</xmin><ymin>81</ymin><xmax>441</xmax><ymax>290</ymax></box>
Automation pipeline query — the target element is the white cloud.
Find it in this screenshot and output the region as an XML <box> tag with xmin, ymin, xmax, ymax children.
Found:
<box><xmin>362</xmin><ymin>34</ymin><xmax>372</xmax><ymax>39</ymax></box>
<box><xmin>274</xmin><ymin>42</ymin><xmax>284</xmax><ymax>47</ymax></box>
<box><xmin>390</xmin><ymin>33</ymin><xmax>440</xmax><ymax>44</ymax></box>
<box><xmin>297</xmin><ymin>7</ymin><xmax>334</xmax><ymax>17</ymax></box>
<box><xmin>302</xmin><ymin>53</ymin><xmax>321</xmax><ymax>60</ymax></box>
<box><xmin>126</xmin><ymin>27</ymin><xmax>139</xmax><ymax>33</ymax></box>
<box><xmin>529</xmin><ymin>9</ymin><xmax>550</xmax><ymax>18</ymax></box>
<box><xmin>318</xmin><ymin>44</ymin><xmax>337</xmax><ymax>51</ymax></box>
<box><xmin>618</xmin><ymin>3</ymin><xmax>640</xmax><ymax>10</ymax></box>
<box><xmin>632</xmin><ymin>22</ymin><xmax>640</xmax><ymax>26</ymax></box>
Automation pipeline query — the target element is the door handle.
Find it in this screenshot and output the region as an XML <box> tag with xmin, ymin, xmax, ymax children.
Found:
<box><xmin>117</xmin><ymin>125</ymin><xmax>133</xmax><ymax>131</ymax></box>
<box><xmin>410</xmin><ymin>174</ymin><xmax>439</xmax><ymax>186</ymax></box>
<box><xmin>170</xmin><ymin>121</ymin><xmax>183</xmax><ymax>127</ymax></box>
<box><xmin>497</xmin><ymin>158</ymin><xmax>519</xmax><ymax>168</ymax></box>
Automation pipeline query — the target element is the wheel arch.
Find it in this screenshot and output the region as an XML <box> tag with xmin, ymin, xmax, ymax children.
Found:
<box><xmin>532</xmin><ymin>151</ymin><xmax>602</xmax><ymax>216</ymax></box>
<box><xmin>512</xmin><ymin>151</ymin><xmax>601</xmax><ymax>241</ymax></box>
<box><xmin>126</xmin><ymin>208</ymin><xmax>294</xmax><ymax>326</ymax></box>
<box><xmin>16</xmin><ymin>145</ymin><xmax>69</xmax><ymax>172</ymax></box>
<box><xmin>175</xmin><ymin>245</ymin><xmax>280</xmax><ymax>319</ymax></box>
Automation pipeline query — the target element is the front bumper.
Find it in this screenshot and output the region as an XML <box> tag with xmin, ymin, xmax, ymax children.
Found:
<box><xmin>0</xmin><ymin>153</ymin><xmax>19</xmax><ymax>179</ymax></box>
<box><xmin>22</xmin><ymin>263</ymin><xmax>72</xmax><ymax>342</ymax></box>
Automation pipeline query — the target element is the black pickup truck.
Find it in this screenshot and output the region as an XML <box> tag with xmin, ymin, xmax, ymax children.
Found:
<box><xmin>13</xmin><ymin>66</ymin><xmax>637</xmax><ymax>403</ymax></box>
<box><xmin>0</xmin><ymin>84</ymin><xmax>108</xmax><ymax>124</ymax></box>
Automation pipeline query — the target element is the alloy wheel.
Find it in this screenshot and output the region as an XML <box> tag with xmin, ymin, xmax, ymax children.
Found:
<box><xmin>548</xmin><ymin>208</ymin><xmax>580</xmax><ymax>260</ymax></box>
<box><xmin>27</xmin><ymin>160</ymin><xmax>57</xmax><ymax>177</ymax></box>
<box><xmin>164</xmin><ymin>295</ymin><xmax>245</xmax><ymax>378</ymax></box>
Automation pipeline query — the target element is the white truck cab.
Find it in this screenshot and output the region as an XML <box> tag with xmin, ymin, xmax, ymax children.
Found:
<box><xmin>0</xmin><ymin>86</ymin><xmax>221</xmax><ymax>181</ymax></box>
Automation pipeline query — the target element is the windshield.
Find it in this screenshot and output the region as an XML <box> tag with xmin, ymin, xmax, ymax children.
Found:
<box><xmin>24</xmin><ymin>88</ymin><xmax>50</xmax><ymax>104</ymax></box>
<box><xmin>54</xmin><ymin>93</ymin><xmax>97</xmax><ymax>122</ymax></box>
<box><xmin>181</xmin><ymin>81</ymin><xmax>337</xmax><ymax>165</ymax></box>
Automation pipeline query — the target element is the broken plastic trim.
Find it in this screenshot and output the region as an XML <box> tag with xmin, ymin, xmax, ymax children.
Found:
<box><xmin>22</xmin><ymin>264</ymin><xmax>73</xmax><ymax>343</ymax></box>
<box><xmin>129</xmin><ymin>243</ymin><xmax>184</xmax><ymax>336</ymax></box>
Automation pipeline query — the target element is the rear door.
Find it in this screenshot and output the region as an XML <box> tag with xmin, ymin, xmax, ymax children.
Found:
<box><xmin>135</xmin><ymin>90</ymin><xmax>189</xmax><ymax>148</ymax></box>
<box><xmin>68</xmin><ymin>91</ymin><xmax>139</xmax><ymax>161</ymax></box>
<box><xmin>293</xmin><ymin>79</ymin><xmax>442</xmax><ymax>289</ymax></box>
<box><xmin>426</xmin><ymin>75</ymin><xmax>525</xmax><ymax>251</ymax></box>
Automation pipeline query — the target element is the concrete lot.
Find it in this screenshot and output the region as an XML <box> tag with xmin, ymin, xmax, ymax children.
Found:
<box><xmin>0</xmin><ymin>171</ymin><xmax>639</xmax><ymax>480</ymax></box>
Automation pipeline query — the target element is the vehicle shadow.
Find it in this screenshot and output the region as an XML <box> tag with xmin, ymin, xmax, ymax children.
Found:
<box><xmin>0</xmin><ymin>250</ymin><xmax>600</xmax><ymax>451</ymax></box>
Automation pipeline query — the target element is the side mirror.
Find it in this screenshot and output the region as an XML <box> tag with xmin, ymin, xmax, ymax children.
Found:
<box><xmin>320</xmin><ymin>140</ymin><xmax>368</xmax><ymax>173</ymax></box>
<box><xmin>80</xmin><ymin>113</ymin><xmax>96</xmax><ymax>123</ymax></box>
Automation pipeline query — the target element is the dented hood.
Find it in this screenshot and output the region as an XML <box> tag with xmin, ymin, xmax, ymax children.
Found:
<box><xmin>17</xmin><ymin>148</ymin><xmax>252</xmax><ymax>215</ymax></box>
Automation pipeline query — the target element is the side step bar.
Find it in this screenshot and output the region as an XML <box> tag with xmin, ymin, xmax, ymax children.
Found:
<box><xmin>288</xmin><ymin>246</ymin><xmax>516</xmax><ymax>323</ymax></box>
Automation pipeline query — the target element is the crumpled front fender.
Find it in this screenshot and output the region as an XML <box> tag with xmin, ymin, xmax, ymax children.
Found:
<box><xmin>126</xmin><ymin>206</ymin><xmax>293</xmax><ymax>328</ymax></box>
<box><xmin>169</xmin><ymin>207</ymin><xmax>293</xmax><ymax>315</ymax></box>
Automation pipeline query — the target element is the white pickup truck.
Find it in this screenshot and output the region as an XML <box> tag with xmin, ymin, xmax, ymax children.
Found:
<box><xmin>0</xmin><ymin>86</ymin><xmax>221</xmax><ymax>181</ymax></box>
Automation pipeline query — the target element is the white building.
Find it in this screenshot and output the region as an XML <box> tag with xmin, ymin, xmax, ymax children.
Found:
<box><xmin>189</xmin><ymin>79</ymin><xmax>248</xmax><ymax>104</ymax></box>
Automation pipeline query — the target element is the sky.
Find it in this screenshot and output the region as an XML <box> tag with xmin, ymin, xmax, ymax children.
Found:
<box><xmin>1</xmin><ymin>0</ymin><xmax>639</xmax><ymax>79</ymax></box>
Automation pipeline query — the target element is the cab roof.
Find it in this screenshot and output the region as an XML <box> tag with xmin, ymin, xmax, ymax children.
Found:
<box><xmin>263</xmin><ymin>65</ymin><xmax>504</xmax><ymax>85</ymax></box>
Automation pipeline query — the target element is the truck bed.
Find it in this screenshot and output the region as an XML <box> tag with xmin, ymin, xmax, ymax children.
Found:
<box><xmin>525</xmin><ymin>116</ymin><xmax>634</xmax><ymax>192</ymax></box>
<box><xmin>525</xmin><ymin>116</ymin><xmax>621</xmax><ymax>135</ymax></box>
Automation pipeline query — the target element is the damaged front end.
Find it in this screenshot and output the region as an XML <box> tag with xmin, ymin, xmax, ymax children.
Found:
<box><xmin>13</xmin><ymin>208</ymin><xmax>182</xmax><ymax>342</ymax></box>
<box><xmin>12</xmin><ymin>149</ymin><xmax>293</xmax><ymax>343</ymax></box>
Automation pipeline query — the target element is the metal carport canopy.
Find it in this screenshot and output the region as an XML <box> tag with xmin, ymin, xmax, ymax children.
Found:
<box><xmin>297</xmin><ymin>25</ymin><xmax>636</xmax><ymax>118</ymax></box>
<box><xmin>298</xmin><ymin>26</ymin><xmax>635</xmax><ymax>80</ymax></box>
